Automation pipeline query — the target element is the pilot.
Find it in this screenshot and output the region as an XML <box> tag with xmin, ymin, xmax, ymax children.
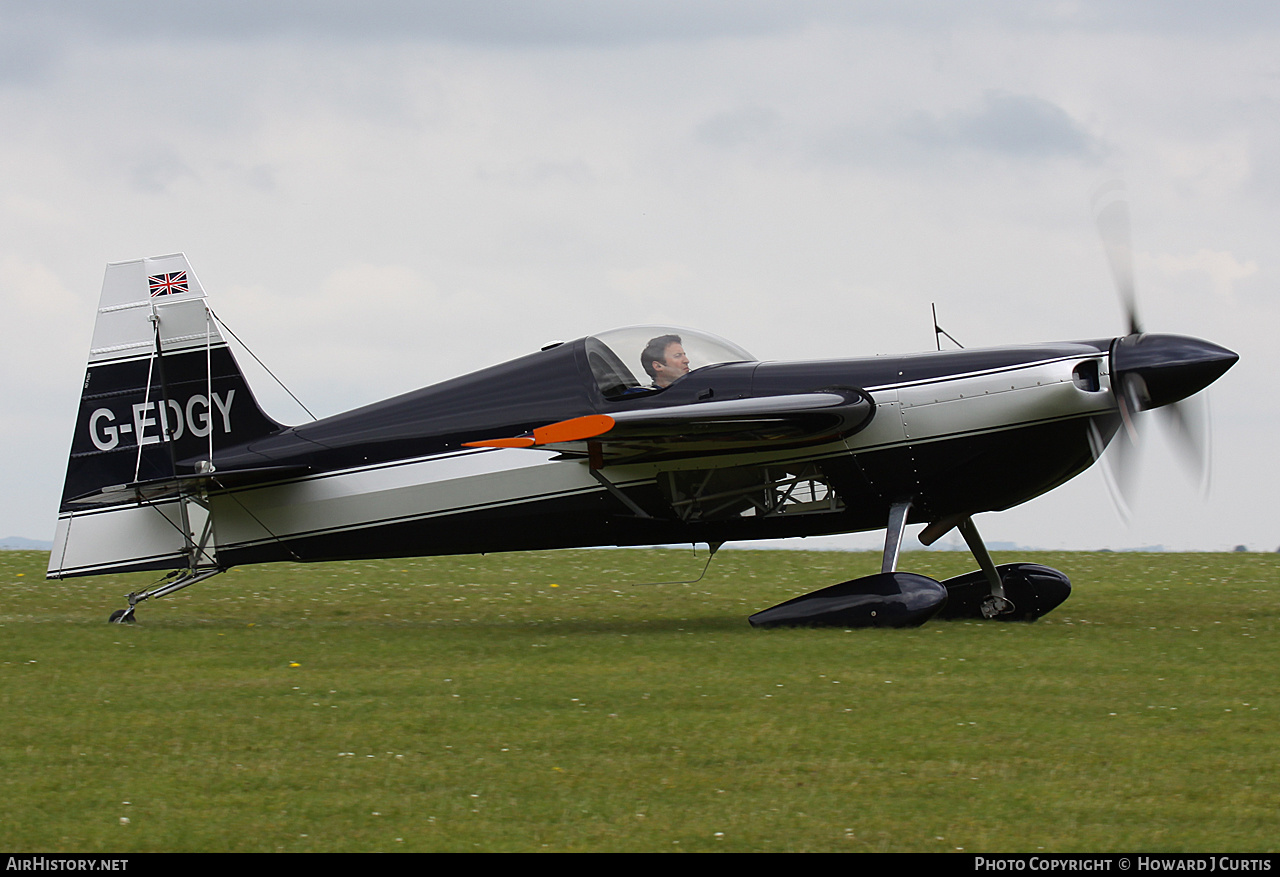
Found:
<box><xmin>641</xmin><ymin>334</ymin><xmax>691</xmax><ymax>388</ymax></box>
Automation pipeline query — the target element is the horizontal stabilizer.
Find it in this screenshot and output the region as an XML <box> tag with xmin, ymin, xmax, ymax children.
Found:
<box><xmin>63</xmin><ymin>464</ymin><xmax>312</xmax><ymax>506</ymax></box>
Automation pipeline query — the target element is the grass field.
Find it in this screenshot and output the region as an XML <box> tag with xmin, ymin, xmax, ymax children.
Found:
<box><xmin>1</xmin><ymin>548</ymin><xmax>1276</xmax><ymax>853</ymax></box>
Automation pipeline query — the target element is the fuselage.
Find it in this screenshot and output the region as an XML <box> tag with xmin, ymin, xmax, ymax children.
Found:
<box><xmin>50</xmin><ymin>318</ymin><xmax>1237</xmax><ymax>580</ymax></box>
<box><xmin>50</xmin><ymin>335</ymin><xmax>1112</xmax><ymax>574</ymax></box>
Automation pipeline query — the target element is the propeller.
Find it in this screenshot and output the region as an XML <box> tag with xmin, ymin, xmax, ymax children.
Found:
<box><xmin>1094</xmin><ymin>181</ymin><xmax>1142</xmax><ymax>337</ymax></box>
<box><xmin>1091</xmin><ymin>182</ymin><xmax>1226</xmax><ymax>519</ymax></box>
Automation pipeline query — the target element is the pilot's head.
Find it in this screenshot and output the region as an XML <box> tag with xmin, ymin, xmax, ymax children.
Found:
<box><xmin>642</xmin><ymin>334</ymin><xmax>690</xmax><ymax>388</ymax></box>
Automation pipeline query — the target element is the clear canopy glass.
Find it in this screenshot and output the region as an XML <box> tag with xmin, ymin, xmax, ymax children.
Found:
<box><xmin>585</xmin><ymin>326</ymin><xmax>756</xmax><ymax>398</ymax></box>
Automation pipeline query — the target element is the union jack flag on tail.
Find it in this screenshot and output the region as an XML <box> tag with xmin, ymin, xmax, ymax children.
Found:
<box><xmin>148</xmin><ymin>271</ymin><xmax>188</xmax><ymax>297</ymax></box>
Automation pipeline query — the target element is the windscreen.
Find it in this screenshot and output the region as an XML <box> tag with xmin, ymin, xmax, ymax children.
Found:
<box><xmin>586</xmin><ymin>326</ymin><xmax>756</xmax><ymax>398</ymax></box>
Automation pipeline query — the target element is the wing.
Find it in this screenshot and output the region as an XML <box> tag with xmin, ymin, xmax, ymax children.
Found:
<box><xmin>462</xmin><ymin>389</ymin><xmax>875</xmax><ymax>466</ymax></box>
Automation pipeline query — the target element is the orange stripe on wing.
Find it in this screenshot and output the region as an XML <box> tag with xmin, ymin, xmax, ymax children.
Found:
<box><xmin>462</xmin><ymin>415</ymin><xmax>614</xmax><ymax>450</ymax></box>
<box><xmin>531</xmin><ymin>414</ymin><xmax>615</xmax><ymax>445</ymax></box>
<box><xmin>461</xmin><ymin>437</ymin><xmax>536</xmax><ymax>449</ymax></box>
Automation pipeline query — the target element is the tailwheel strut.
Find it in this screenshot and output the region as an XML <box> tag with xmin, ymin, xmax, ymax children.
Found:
<box><xmin>108</xmin><ymin>567</ymin><xmax>224</xmax><ymax>623</ymax></box>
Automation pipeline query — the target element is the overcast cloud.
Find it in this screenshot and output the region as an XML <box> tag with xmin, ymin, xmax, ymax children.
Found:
<box><xmin>2</xmin><ymin>2</ymin><xmax>1275</xmax><ymax>554</ymax></box>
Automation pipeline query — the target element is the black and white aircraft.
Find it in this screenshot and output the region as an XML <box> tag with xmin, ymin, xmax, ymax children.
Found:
<box><xmin>48</xmin><ymin>249</ymin><xmax>1237</xmax><ymax>626</ymax></box>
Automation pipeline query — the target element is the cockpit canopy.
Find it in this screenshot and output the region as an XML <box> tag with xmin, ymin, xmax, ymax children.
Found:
<box><xmin>585</xmin><ymin>326</ymin><xmax>756</xmax><ymax>399</ymax></box>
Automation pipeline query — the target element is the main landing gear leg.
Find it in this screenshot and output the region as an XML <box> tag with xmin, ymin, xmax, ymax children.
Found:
<box><xmin>957</xmin><ymin>516</ymin><xmax>1015</xmax><ymax>619</ymax></box>
<box><xmin>931</xmin><ymin>515</ymin><xmax>1072</xmax><ymax>622</ymax></box>
<box><xmin>881</xmin><ymin>500</ymin><xmax>912</xmax><ymax>573</ymax></box>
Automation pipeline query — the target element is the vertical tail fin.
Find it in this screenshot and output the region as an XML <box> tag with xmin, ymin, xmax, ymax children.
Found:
<box><xmin>59</xmin><ymin>253</ymin><xmax>282</xmax><ymax>507</ymax></box>
<box><xmin>50</xmin><ymin>254</ymin><xmax>283</xmax><ymax>578</ymax></box>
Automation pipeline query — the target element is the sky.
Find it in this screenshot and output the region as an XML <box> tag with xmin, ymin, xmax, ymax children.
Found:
<box><xmin>2</xmin><ymin>1</ymin><xmax>1276</xmax><ymax>554</ymax></box>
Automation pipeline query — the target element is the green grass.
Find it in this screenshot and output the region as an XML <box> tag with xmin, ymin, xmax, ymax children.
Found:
<box><xmin>1</xmin><ymin>548</ymin><xmax>1277</xmax><ymax>852</ymax></box>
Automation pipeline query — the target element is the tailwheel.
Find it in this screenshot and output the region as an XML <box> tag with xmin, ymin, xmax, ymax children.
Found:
<box><xmin>108</xmin><ymin>607</ymin><xmax>136</xmax><ymax>624</ymax></box>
